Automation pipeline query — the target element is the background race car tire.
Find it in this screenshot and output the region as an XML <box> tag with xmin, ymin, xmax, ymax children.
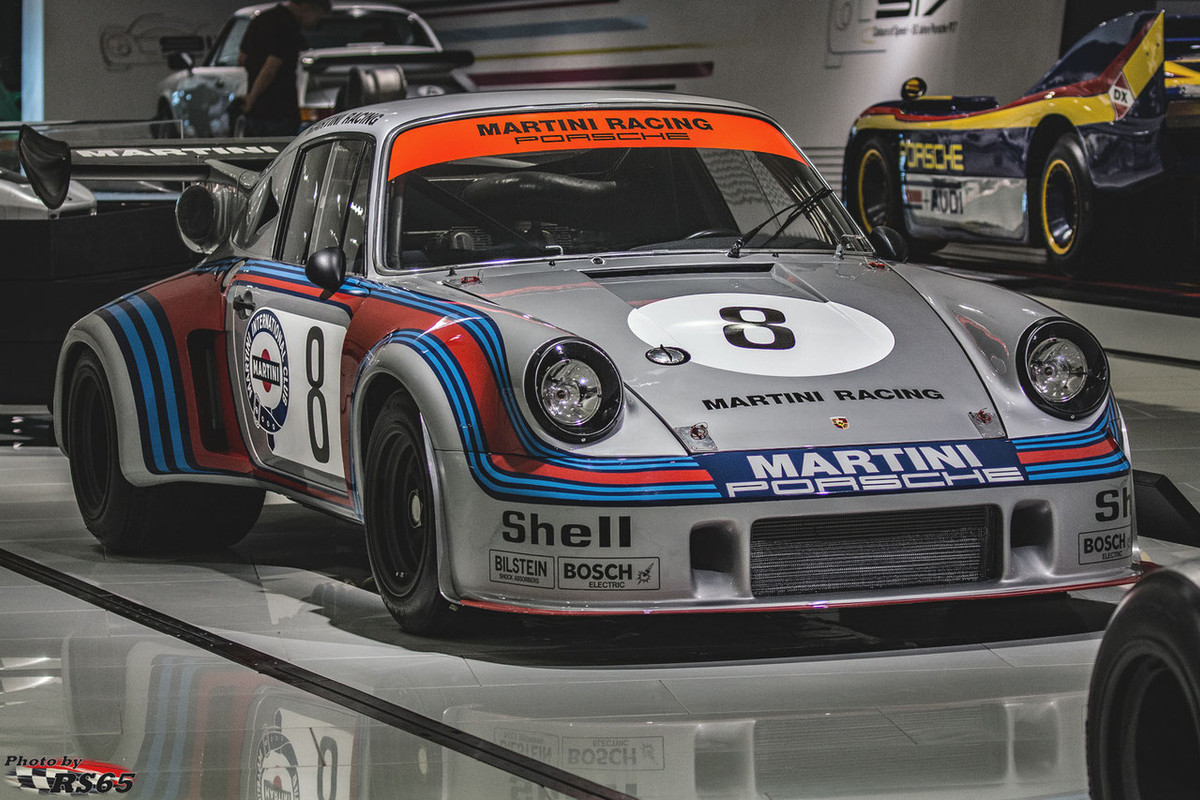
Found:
<box><xmin>66</xmin><ymin>350</ymin><xmax>264</xmax><ymax>553</ymax></box>
<box><xmin>1039</xmin><ymin>134</ymin><xmax>1102</xmax><ymax>276</ymax></box>
<box><xmin>1086</xmin><ymin>567</ymin><xmax>1200</xmax><ymax>798</ymax></box>
<box><xmin>849</xmin><ymin>135</ymin><xmax>944</xmax><ymax>257</ymax></box>
<box><xmin>363</xmin><ymin>392</ymin><xmax>460</xmax><ymax>636</ymax></box>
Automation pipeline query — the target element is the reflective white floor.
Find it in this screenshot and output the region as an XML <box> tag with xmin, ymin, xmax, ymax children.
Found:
<box><xmin>3</xmin><ymin>350</ymin><xmax>1199</xmax><ymax>799</ymax></box>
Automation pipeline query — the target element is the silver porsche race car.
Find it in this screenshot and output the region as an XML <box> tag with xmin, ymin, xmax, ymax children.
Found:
<box><xmin>29</xmin><ymin>90</ymin><xmax>1140</xmax><ymax>635</ymax></box>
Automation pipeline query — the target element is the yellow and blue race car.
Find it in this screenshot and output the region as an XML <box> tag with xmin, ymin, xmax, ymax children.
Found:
<box><xmin>844</xmin><ymin>12</ymin><xmax>1200</xmax><ymax>274</ymax></box>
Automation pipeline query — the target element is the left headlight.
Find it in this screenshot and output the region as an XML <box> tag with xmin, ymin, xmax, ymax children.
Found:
<box><xmin>1017</xmin><ymin>318</ymin><xmax>1109</xmax><ymax>420</ymax></box>
<box><xmin>524</xmin><ymin>338</ymin><xmax>623</xmax><ymax>443</ymax></box>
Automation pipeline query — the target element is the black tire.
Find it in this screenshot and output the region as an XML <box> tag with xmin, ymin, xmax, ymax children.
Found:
<box><xmin>1087</xmin><ymin>568</ymin><xmax>1200</xmax><ymax>799</ymax></box>
<box><xmin>849</xmin><ymin>135</ymin><xmax>945</xmax><ymax>257</ymax></box>
<box><xmin>66</xmin><ymin>350</ymin><xmax>264</xmax><ymax>553</ymax></box>
<box><xmin>850</xmin><ymin>135</ymin><xmax>902</xmax><ymax>234</ymax></box>
<box><xmin>1038</xmin><ymin>134</ymin><xmax>1101</xmax><ymax>276</ymax></box>
<box><xmin>363</xmin><ymin>392</ymin><xmax>459</xmax><ymax>635</ymax></box>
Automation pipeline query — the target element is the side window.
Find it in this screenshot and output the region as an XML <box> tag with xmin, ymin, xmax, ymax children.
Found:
<box><xmin>232</xmin><ymin>147</ymin><xmax>296</xmax><ymax>257</ymax></box>
<box><xmin>280</xmin><ymin>139</ymin><xmax>374</xmax><ymax>269</ymax></box>
<box><xmin>209</xmin><ymin>18</ymin><xmax>249</xmax><ymax>67</ymax></box>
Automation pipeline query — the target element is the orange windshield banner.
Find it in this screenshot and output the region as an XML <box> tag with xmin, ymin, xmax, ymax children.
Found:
<box><xmin>388</xmin><ymin>109</ymin><xmax>804</xmax><ymax>179</ymax></box>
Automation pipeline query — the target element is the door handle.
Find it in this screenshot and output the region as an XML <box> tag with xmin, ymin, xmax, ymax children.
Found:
<box><xmin>232</xmin><ymin>289</ymin><xmax>256</xmax><ymax>318</ymax></box>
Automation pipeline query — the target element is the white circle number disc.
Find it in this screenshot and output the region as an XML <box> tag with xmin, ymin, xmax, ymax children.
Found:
<box><xmin>627</xmin><ymin>293</ymin><xmax>894</xmax><ymax>377</ymax></box>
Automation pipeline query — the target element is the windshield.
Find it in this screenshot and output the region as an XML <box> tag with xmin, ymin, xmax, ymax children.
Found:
<box><xmin>384</xmin><ymin>144</ymin><xmax>860</xmax><ymax>270</ymax></box>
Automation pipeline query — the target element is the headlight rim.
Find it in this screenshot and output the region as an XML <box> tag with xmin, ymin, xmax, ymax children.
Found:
<box><xmin>524</xmin><ymin>337</ymin><xmax>623</xmax><ymax>444</ymax></box>
<box><xmin>1017</xmin><ymin>317</ymin><xmax>1109</xmax><ymax>420</ymax></box>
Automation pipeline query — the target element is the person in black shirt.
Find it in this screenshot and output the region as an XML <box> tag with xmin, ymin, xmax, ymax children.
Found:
<box><xmin>239</xmin><ymin>0</ymin><xmax>330</xmax><ymax>136</ymax></box>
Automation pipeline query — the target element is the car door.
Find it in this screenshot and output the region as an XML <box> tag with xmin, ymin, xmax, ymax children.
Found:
<box><xmin>225</xmin><ymin>136</ymin><xmax>375</xmax><ymax>492</ymax></box>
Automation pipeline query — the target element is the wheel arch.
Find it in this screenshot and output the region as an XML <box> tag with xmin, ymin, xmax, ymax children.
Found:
<box><xmin>1025</xmin><ymin>115</ymin><xmax>1078</xmax><ymax>242</ymax></box>
<box><xmin>350</xmin><ymin>352</ymin><xmax>465</xmax><ymax>605</ymax></box>
<box><xmin>349</xmin><ymin>346</ymin><xmax>465</xmax><ymax>510</ymax></box>
<box><xmin>53</xmin><ymin>319</ymin><xmax>155</xmax><ymax>485</ymax></box>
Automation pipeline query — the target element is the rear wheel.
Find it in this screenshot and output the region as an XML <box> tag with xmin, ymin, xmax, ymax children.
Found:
<box><xmin>1039</xmin><ymin>134</ymin><xmax>1100</xmax><ymax>276</ymax></box>
<box><xmin>363</xmin><ymin>392</ymin><xmax>460</xmax><ymax>636</ymax></box>
<box><xmin>850</xmin><ymin>135</ymin><xmax>945</xmax><ymax>257</ymax></box>
<box><xmin>66</xmin><ymin>350</ymin><xmax>264</xmax><ymax>553</ymax></box>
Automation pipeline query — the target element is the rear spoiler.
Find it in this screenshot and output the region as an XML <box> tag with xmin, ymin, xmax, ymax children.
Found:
<box><xmin>17</xmin><ymin>125</ymin><xmax>289</xmax><ymax>209</ymax></box>
<box><xmin>301</xmin><ymin>48</ymin><xmax>474</xmax><ymax>75</ymax></box>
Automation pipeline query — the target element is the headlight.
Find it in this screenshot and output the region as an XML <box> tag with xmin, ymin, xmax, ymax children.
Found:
<box><xmin>525</xmin><ymin>338</ymin><xmax>622</xmax><ymax>443</ymax></box>
<box><xmin>1017</xmin><ymin>319</ymin><xmax>1108</xmax><ymax>419</ymax></box>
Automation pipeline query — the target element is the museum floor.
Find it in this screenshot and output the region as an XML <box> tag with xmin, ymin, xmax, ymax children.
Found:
<box><xmin>3</xmin><ymin>304</ymin><xmax>1199</xmax><ymax>797</ymax></box>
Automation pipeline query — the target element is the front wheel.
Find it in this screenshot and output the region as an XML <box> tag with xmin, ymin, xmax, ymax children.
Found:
<box><xmin>66</xmin><ymin>350</ymin><xmax>264</xmax><ymax>553</ymax></box>
<box><xmin>1087</xmin><ymin>568</ymin><xmax>1200</xmax><ymax>798</ymax></box>
<box><xmin>363</xmin><ymin>392</ymin><xmax>460</xmax><ymax>635</ymax></box>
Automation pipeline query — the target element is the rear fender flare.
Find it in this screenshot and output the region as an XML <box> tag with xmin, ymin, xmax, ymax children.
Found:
<box><xmin>54</xmin><ymin>318</ymin><xmax>157</xmax><ymax>487</ymax></box>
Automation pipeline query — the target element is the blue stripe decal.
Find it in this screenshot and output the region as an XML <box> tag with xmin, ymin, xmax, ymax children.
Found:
<box><xmin>390</xmin><ymin>329</ymin><xmax>721</xmax><ymax>501</ymax></box>
<box><xmin>128</xmin><ymin>295</ymin><xmax>191</xmax><ymax>472</ymax></box>
<box><xmin>110</xmin><ymin>304</ymin><xmax>168</xmax><ymax>474</ymax></box>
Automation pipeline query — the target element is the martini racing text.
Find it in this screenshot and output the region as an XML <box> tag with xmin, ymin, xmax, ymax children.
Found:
<box><xmin>705</xmin><ymin>440</ymin><xmax>1026</xmax><ymax>498</ymax></box>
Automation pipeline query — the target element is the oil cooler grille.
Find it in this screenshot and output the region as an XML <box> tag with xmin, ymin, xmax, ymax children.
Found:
<box><xmin>750</xmin><ymin>505</ymin><xmax>1001</xmax><ymax>597</ymax></box>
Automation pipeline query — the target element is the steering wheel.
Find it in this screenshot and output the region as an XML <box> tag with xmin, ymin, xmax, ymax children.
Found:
<box><xmin>684</xmin><ymin>228</ymin><xmax>740</xmax><ymax>240</ymax></box>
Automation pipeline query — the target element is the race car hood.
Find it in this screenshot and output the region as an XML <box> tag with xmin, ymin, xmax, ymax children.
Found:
<box><xmin>450</xmin><ymin>254</ymin><xmax>1001</xmax><ymax>451</ymax></box>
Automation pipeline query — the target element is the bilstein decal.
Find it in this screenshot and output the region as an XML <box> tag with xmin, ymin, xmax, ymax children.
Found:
<box><xmin>389</xmin><ymin>110</ymin><xmax>804</xmax><ymax>178</ymax></box>
<box><xmin>490</xmin><ymin>550</ymin><xmax>554</xmax><ymax>588</ymax></box>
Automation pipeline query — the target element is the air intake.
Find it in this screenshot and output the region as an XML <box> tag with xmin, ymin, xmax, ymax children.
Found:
<box><xmin>750</xmin><ymin>505</ymin><xmax>1001</xmax><ymax>596</ymax></box>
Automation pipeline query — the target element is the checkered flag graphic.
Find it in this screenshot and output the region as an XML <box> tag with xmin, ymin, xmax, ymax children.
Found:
<box><xmin>7</xmin><ymin>766</ymin><xmax>53</xmax><ymax>793</ymax></box>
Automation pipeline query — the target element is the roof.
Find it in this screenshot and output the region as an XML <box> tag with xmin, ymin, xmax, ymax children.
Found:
<box><xmin>234</xmin><ymin>2</ymin><xmax>422</xmax><ymax>17</ymax></box>
<box><xmin>296</xmin><ymin>89</ymin><xmax>773</xmax><ymax>140</ymax></box>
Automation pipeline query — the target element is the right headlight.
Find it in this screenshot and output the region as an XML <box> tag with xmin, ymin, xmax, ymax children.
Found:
<box><xmin>1017</xmin><ymin>318</ymin><xmax>1109</xmax><ymax>420</ymax></box>
<box><xmin>524</xmin><ymin>338</ymin><xmax>623</xmax><ymax>443</ymax></box>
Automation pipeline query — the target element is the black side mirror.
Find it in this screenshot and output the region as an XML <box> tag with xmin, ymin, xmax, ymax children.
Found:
<box><xmin>868</xmin><ymin>225</ymin><xmax>909</xmax><ymax>263</ymax></box>
<box><xmin>306</xmin><ymin>246</ymin><xmax>346</xmax><ymax>294</ymax></box>
<box><xmin>167</xmin><ymin>52</ymin><xmax>194</xmax><ymax>72</ymax></box>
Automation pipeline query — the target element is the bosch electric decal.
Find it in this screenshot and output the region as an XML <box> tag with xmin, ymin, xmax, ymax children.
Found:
<box><xmin>558</xmin><ymin>557</ymin><xmax>660</xmax><ymax>590</ymax></box>
<box><xmin>244</xmin><ymin>309</ymin><xmax>290</xmax><ymax>434</ymax></box>
<box><xmin>700</xmin><ymin>437</ymin><xmax>1026</xmax><ymax>499</ymax></box>
<box><xmin>1078</xmin><ymin>528</ymin><xmax>1133</xmax><ymax>564</ymax></box>
<box><xmin>5</xmin><ymin>756</ymin><xmax>135</xmax><ymax>794</ymax></box>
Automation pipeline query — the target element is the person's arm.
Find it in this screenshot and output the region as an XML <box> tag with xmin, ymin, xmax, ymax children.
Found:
<box><xmin>243</xmin><ymin>54</ymin><xmax>284</xmax><ymax>115</ymax></box>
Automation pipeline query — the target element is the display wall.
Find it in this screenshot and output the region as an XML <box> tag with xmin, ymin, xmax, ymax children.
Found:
<box><xmin>27</xmin><ymin>0</ymin><xmax>1064</xmax><ymax>157</ymax></box>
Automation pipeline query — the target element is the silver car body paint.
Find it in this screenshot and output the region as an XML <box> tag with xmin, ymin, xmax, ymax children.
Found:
<box><xmin>54</xmin><ymin>90</ymin><xmax>1140</xmax><ymax>614</ymax></box>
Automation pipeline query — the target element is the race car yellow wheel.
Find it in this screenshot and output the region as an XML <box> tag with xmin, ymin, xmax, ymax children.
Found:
<box><xmin>854</xmin><ymin>138</ymin><xmax>897</xmax><ymax>233</ymax></box>
<box><xmin>1039</xmin><ymin>135</ymin><xmax>1096</xmax><ymax>275</ymax></box>
<box><xmin>363</xmin><ymin>391</ymin><xmax>460</xmax><ymax>635</ymax></box>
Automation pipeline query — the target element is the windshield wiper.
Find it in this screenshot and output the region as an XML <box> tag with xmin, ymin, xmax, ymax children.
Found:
<box><xmin>727</xmin><ymin>186</ymin><xmax>834</xmax><ymax>259</ymax></box>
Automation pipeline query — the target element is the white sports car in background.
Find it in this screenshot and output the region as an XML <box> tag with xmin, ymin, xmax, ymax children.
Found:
<box><xmin>155</xmin><ymin>2</ymin><xmax>473</xmax><ymax>137</ymax></box>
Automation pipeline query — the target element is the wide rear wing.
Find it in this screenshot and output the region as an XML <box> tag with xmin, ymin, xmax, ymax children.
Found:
<box><xmin>300</xmin><ymin>47</ymin><xmax>474</xmax><ymax>75</ymax></box>
<box><xmin>16</xmin><ymin>125</ymin><xmax>289</xmax><ymax>209</ymax></box>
